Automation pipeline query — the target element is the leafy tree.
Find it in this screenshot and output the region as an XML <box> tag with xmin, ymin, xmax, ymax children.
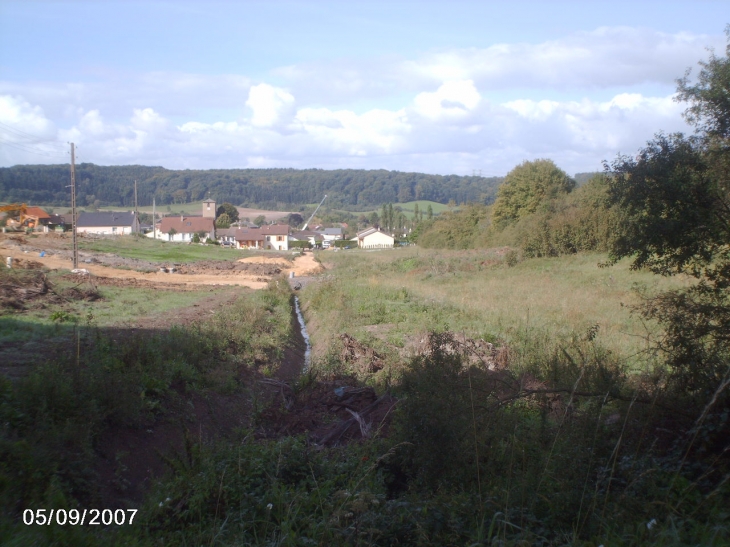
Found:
<box><xmin>491</xmin><ymin>159</ymin><xmax>575</xmax><ymax>227</ymax></box>
<box><xmin>427</xmin><ymin>204</ymin><xmax>433</xmax><ymax>220</ymax></box>
<box><xmin>676</xmin><ymin>26</ymin><xmax>730</xmax><ymax>142</ymax></box>
<box><xmin>605</xmin><ymin>31</ymin><xmax>730</xmax><ymax>393</ymax></box>
<box><xmin>253</xmin><ymin>215</ymin><xmax>266</xmax><ymax>227</ymax></box>
<box><xmin>216</xmin><ymin>213</ymin><xmax>231</xmax><ymax>228</ymax></box>
<box><xmin>287</xmin><ymin>213</ymin><xmax>304</xmax><ymax>227</ymax></box>
<box><xmin>216</xmin><ymin>202</ymin><xmax>239</xmax><ymax>223</ymax></box>
<box><xmin>416</xmin><ymin>204</ymin><xmax>489</xmax><ymax>249</ymax></box>
<box><xmin>172</xmin><ymin>189</ymin><xmax>188</xmax><ymax>204</ymax></box>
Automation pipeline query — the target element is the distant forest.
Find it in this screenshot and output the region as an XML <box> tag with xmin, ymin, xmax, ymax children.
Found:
<box><xmin>0</xmin><ymin>164</ymin><xmax>504</xmax><ymax>210</ymax></box>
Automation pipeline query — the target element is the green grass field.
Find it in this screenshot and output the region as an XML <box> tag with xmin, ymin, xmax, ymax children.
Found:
<box><xmin>0</xmin><ymin>271</ymin><xmax>234</xmax><ymax>347</ymax></box>
<box><xmin>78</xmin><ymin>235</ymin><xmax>253</xmax><ymax>262</ymax></box>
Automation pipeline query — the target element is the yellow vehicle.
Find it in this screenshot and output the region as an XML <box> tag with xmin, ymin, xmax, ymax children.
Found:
<box><xmin>0</xmin><ymin>203</ymin><xmax>47</xmax><ymax>230</ymax></box>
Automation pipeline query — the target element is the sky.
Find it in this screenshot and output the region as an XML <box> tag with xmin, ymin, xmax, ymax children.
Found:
<box><xmin>0</xmin><ymin>1</ymin><xmax>727</xmax><ymax>177</ymax></box>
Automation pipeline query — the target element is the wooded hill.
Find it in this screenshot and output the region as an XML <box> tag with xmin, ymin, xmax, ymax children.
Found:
<box><xmin>0</xmin><ymin>164</ymin><xmax>503</xmax><ymax>210</ymax></box>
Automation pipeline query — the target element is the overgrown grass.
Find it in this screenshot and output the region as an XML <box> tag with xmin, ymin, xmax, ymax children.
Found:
<box><xmin>307</xmin><ymin>247</ymin><xmax>691</xmax><ymax>366</ymax></box>
<box><xmin>293</xmin><ymin>247</ymin><xmax>729</xmax><ymax>544</ymax></box>
<box><xmin>0</xmin><ymin>279</ymin><xmax>294</xmax><ymax>537</ymax></box>
<box><xmin>2</xmin><ymin>248</ymin><xmax>728</xmax><ymax>546</ymax></box>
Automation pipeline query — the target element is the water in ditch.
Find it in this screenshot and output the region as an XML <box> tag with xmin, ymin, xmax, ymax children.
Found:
<box><xmin>293</xmin><ymin>296</ymin><xmax>311</xmax><ymax>372</ymax></box>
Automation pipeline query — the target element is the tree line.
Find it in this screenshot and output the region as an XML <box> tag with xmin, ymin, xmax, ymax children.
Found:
<box><xmin>0</xmin><ymin>164</ymin><xmax>503</xmax><ymax>210</ymax></box>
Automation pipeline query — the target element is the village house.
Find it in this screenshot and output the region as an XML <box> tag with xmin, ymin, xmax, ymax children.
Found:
<box><xmin>355</xmin><ymin>227</ymin><xmax>395</xmax><ymax>249</ymax></box>
<box><xmin>76</xmin><ymin>211</ymin><xmax>139</xmax><ymax>235</ymax></box>
<box><xmin>320</xmin><ymin>227</ymin><xmax>344</xmax><ymax>242</ymax></box>
<box><xmin>218</xmin><ymin>225</ymin><xmax>290</xmax><ymax>250</ymax></box>
<box><xmin>155</xmin><ymin>215</ymin><xmax>215</xmax><ymax>242</ymax></box>
<box><xmin>290</xmin><ymin>229</ymin><xmax>324</xmax><ymax>247</ymax></box>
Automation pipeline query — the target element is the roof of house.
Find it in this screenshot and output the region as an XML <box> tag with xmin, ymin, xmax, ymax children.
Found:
<box><xmin>77</xmin><ymin>211</ymin><xmax>136</xmax><ymax>228</ymax></box>
<box><xmin>291</xmin><ymin>230</ymin><xmax>324</xmax><ymax>241</ymax></box>
<box><xmin>321</xmin><ymin>227</ymin><xmax>343</xmax><ymax>235</ymax></box>
<box><xmin>25</xmin><ymin>206</ymin><xmax>51</xmax><ymax>220</ymax></box>
<box><xmin>230</xmin><ymin>225</ymin><xmax>290</xmax><ymax>241</ymax></box>
<box><xmin>159</xmin><ymin>216</ymin><xmax>215</xmax><ymax>234</ymax></box>
<box><xmin>231</xmin><ymin>228</ymin><xmax>264</xmax><ymax>242</ymax></box>
<box><xmin>356</xmin><ymin>227</ymin><xmax>393</xmax><ymax>239</ymax></box>
<box><xmin>261</xmin><ymin>224</ymin><xmax>290</xmax><ymax>236</ymax></box>
<box><xmin>215</xmin><ymin>227</ymin><xmax>237</xmax><ymax>238</ymax></box>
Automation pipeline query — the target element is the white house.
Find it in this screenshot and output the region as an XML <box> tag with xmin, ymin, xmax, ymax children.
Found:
<box><xmin>218</xmin><ymin>225</ymin><xmax>290</xmax><ymax>250</ymax></box>
<box><xmin>76</xmin><ymin>212</ymin><xmax>139</xmax><ymax>235</ymax></box>
<box><xmin>356</xmin><ymin>227</ymin><xmax>395</xmax><ymax>249</ymax></box>
<box><xmin>320</xmin><ymin>227</ymin><xmax>344</xmax><ymax>242</ymax></box>
<box><xmin>153</xmin><ymin>215</ymin><xmax>215</xmax><ymax>242</ymax></box>
<box><xmin>290</xmin><ymin>230</ymin><xmax>324</xmax><ymax>247</ymax></box>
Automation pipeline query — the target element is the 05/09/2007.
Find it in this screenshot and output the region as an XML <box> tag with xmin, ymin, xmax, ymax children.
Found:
<box><xmin>23</xmin><ymin>508</ymin><xmax>138</xmax><ymax>526</ymax></box>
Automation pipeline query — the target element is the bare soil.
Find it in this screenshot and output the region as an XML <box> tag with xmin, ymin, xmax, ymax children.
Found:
<box><xmin>0</xmin><ymin>233</ymin><xmax>320</xmax><ymax>289</ymax></box>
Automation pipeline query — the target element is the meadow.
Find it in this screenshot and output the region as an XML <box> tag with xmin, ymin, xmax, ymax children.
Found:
<box><xmin>0</xmin><ymin>243</ymin><xmax>727</xmax><ymax>546</ymax></box>
<box><xmin>304</xmin><ymin>247</ymin><xmax>692</xmax><ymax>367</ymax></box>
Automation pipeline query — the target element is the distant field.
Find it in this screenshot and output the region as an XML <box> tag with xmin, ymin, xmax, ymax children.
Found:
<box><xmin>88</xmin><ymin>203</ymin><xmax>295</xmax><ymax>222</ymax></box>
<box><xmin>333</xmin><ymin>200</ymin><xmax>454</xmax><ymax>219</ymax></box>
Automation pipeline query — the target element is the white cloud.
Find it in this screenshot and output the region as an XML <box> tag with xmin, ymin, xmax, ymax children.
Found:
<box><xmin>275</xmin><ymin>27</ymin><xmax>723</xmax><ymax>105</ymax></box>
<box><xmin>2</xmin><ymin>25</ymin><xmax>716</xmax><ymax>175</ymax></box>
<box><xmin>409</xmin><ymin>27</ymin><xmax>723</xmax><ymax>90</ymax></box>
<box><xmin>0</xmin><ymin>83</ymin><xmax>692</xmax><ymax>175</ymax></box>
<box><xmin>412</xmin><ymin>80</ymin><xmax>481</xmax><ymax>120</ymax></box>
<box><xmin>245</xmin><ymin>83</ymin><xmax>295</xmax><ymax>128</ymax></box>
<box><xmin>0</xmin><ymin>95</ymin><xmax>65</xmax><ymax>164</ymax></box>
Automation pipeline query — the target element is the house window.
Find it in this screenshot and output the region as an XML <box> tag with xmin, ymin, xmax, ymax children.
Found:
<box><xmin>112</xmin><ymin>227</ymin><xmax>117</xmax><ymax>233</ymax></box>
<box><xmin>277</xmin><ymin>235</ymin><xmax>284</xmax><ymax>241</ymax></box>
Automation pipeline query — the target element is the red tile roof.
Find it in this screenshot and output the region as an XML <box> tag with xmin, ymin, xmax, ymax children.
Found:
<box><xmin>159</xmin><ymin>216</ymin><xmax>215</xmax><ymax>234</ymax></box>
<box><xmin>25</xmin><ymin>206</ymin><xmax>51</xmax><ymax>219</ymax></box>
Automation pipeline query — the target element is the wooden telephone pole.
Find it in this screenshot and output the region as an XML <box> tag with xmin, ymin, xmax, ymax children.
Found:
<box><xmin>134</xmin><ymin>180</ymin><xmax>139</xmax><ymax>234</ymax></box>
<box><xmin>70</xmin><ymin>142</ymin><xmax>78</xmax><ymax>269</ymax></box>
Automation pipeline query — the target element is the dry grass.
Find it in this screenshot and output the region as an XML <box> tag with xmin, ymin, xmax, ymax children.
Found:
<box><xmin>303</xmin><ymin>247</ymin><xmax>693</xmax><ymax>367</ymax></box>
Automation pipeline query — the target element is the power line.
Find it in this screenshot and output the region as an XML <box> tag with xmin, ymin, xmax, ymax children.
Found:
<box><xmin>0</xmin><ymin>121</ymin><xmax>62</xmax><ymax>144</ymax></box>
<box><xmin>0</xmin><ymin>137</ymin><xmax>67</xmax><ymax>159</ymax></box>
<box><xmin>0</xmin><ymin>122</ymin><xmax>68</xmax><ymax>154</ymax></box>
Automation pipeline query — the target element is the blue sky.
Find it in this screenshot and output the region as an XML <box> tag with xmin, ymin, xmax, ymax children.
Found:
<box><xmin>0</xmin><ymin>1</ymin><xmax>727</xmax><ymax>175</ymax></box>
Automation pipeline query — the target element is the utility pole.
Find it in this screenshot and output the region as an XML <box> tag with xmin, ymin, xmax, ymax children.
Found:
<box><xmin>134</xmin><ymin>180</ymin><xmax>138</xmax><ymax>234</ymax></box>
<box><xmin>152</xmin><ymin>197</ymin><xmax>156</xmax><ymax>239</ymax></box>
<box><xmin>70</xmin><ymin>142</ymin><xmax>78</xmax><ymax>269</ymax></box>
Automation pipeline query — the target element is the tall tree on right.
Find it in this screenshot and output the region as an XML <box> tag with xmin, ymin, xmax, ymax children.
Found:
<box><xmin>606</xmin><ymin>28</ymin><xmax>730</xmax><ymax>393</ymax></box>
